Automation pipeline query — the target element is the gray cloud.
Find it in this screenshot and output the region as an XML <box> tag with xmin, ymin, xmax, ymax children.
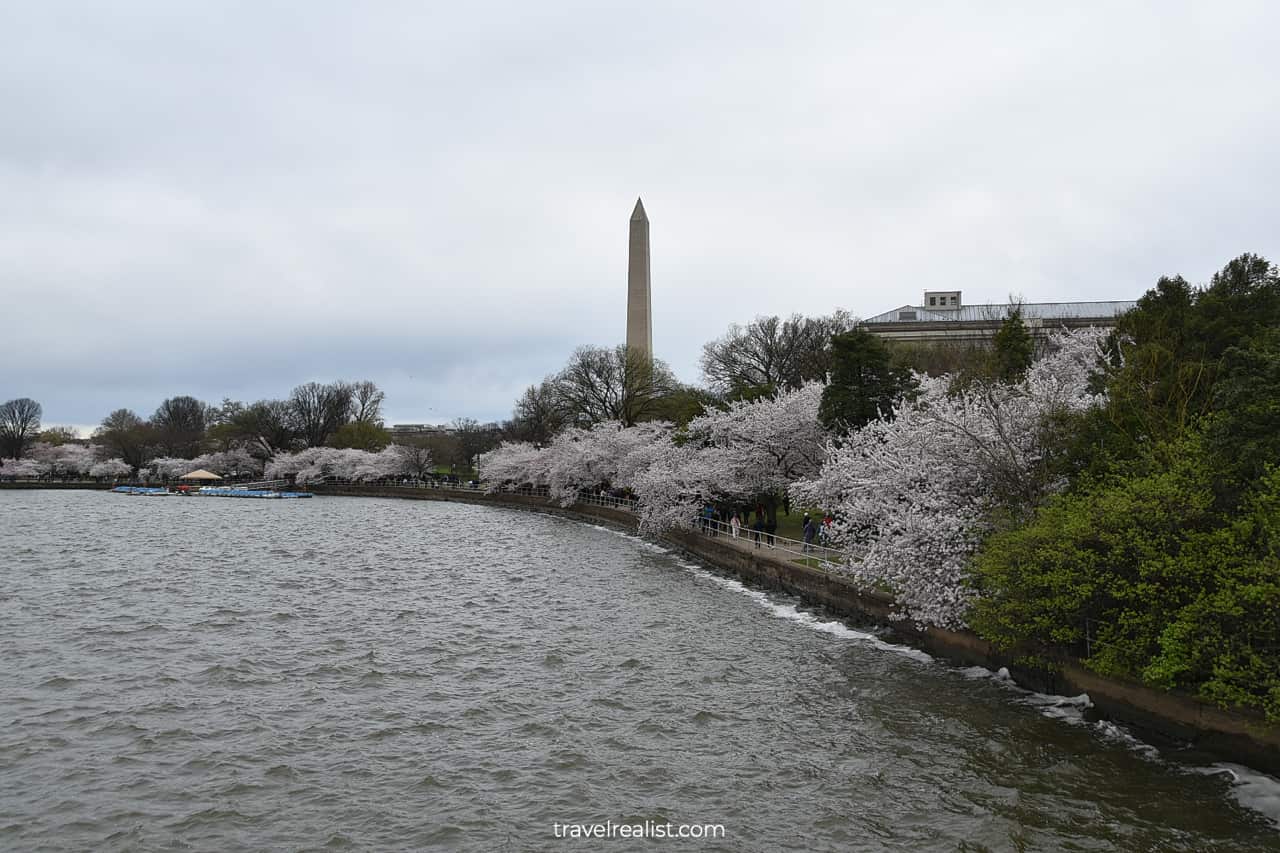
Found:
<box><xmin>4</xmin><ymin>1</ymin><xmax>1278</xmax><ymax>429</ymax></box>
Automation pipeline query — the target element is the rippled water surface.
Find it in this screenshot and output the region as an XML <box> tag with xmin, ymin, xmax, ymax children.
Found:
<box><xmin>2</xmin><ymin>490</ymin><xmax>1279</xmax><ymax>851</ymax></box>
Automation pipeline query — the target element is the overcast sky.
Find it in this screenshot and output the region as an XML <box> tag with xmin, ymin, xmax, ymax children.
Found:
<box><xmin>4</xmin><ymin>1</ymin><xmax>1278</xmax><ymax>431</ymax></box>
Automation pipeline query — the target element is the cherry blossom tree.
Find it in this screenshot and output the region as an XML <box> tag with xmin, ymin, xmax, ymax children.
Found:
<box><xmin>0</xmin><ymin>457</ymin><xmax>42</xmax><ymax>478</ymax></box>
<box><xmin>2</xmin><ymin>442</ymin><xmax>106</xmax><ymax>478</ymax></box>
<box><xmin>28</xmin><ymin>442</ymin><xmax>98</xmax><ymax>477</ymax></box>
<box><xmin>479</xmin><ymin>388</ymin><xmax>827</xmax><ymax>526</ymax></box>
<box><xmin>148</xmin><ymin>457</ymin><xmax>194</xmax><ymax>480</ymax></box>
<box><xmin>480</xmin><ymin>421</ymin><xmax>674</xmax><ymax>506</ymax></box>
<box><xmin>631</xmin><ymin>440</ymin><xmax>719</xmax><ymax>531</ymax></box>
<box><xmin>192</xmin><ymin>449</ymin><xmax>262</xmax><ymax>477</ymax></box>
<box><xmin>265</xmin><ymin>445</ymin><xmax>415</xmax><ymax>484</ymax></box>
<box><xmin>89</xmin><ymin>458</ymin><xmax>132</xmax><ymax>479</ymax></box>
<box><xmin>792</xmin><ymin>328</ymin><xmax>1109</xmax><ymax>628</ymax></box>
<box><xmin>632</xmin><ymin>383</ymin><xmax>829</xmax><ymax>530</ymax></box>
<box><xmin>393</xmin><ymin>441</ymin><xmax>434</xmax><ymax>480</ymax></box>
<box><xmin>147</xmin><ymin>449</ymin><xmax>267</xmax><ymax>480</ymax></box>
<box><xmin>685</xmin><ymin>381</ymin><xmax>826</xmax><ymax>495</ymax></box>
<box><xmin>479</xmin><ymin>440</ymin><xmax>553</xmax><ymax>491</ymax></box>
<box><xmin>540</xmin><ymin>420</ymin><xmax>672</xmax><ymax>505</ymax></box>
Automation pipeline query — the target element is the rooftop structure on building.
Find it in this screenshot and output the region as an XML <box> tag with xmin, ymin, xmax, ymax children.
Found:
<box><xmin>860</xmin><ymin>290</ymin><xmax>1137</xmax><ymax>345</ymax></box>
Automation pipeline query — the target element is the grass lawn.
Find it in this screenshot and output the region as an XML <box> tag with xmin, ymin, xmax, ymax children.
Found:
<box><xmin>773</xmin><ymin>506</ymin><xmax>823</xmax><ymax>540</ymax></box>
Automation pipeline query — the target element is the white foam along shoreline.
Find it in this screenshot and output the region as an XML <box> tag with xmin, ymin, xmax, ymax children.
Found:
<box><xmin>589</xmin><ymin>520</ymin><xmax>1280</xmax><ymax>830</ymax></box>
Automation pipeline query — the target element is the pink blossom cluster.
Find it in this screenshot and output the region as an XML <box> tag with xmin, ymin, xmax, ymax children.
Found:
<box><xmin>264</xmin><ymin>445</ymin><xmax>424</xmax><ymax>484</ymax></box>
<box><xmin>479</xmin><ymin>384</ymin><xmax>829</xmax><ymax>533</ymax></box>
<box><xmin>147</xmin><ymin>449</ymin><xmax>264</xmax><ymax>480</ymax></box>
<box><xmin>1</xmin><ymin>442</ymin><xmax>131</xmax><ymax>479</ymax></box>
<box><xmin>480</xmin><ymin>420</ymin><xmax>674</xmax><ymax>507</ymax></box>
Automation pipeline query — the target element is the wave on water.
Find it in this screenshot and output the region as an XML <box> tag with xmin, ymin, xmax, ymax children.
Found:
<box><xmin>587</xmin><ymin>522</ymin><xmax>930</xmax><ymax>662</ymax></box>
<box><xmin>1192</xmin><ymin>764</ymin><xmax>1280</xmax><ymax>829</ymax></box>
<box><xmin>960</xmin><ymin>664</ymin><xmax>1099</xmax><ymax>728</ymax></box>
<box><xmin>961</xmin><ymin>665</ymin><xmax>1166</xmax><ymax>758</ymax></box>
<box><xmin>588</xmin><ymin>525</ymin><xmax>673</xmax><ymax>556</ymax></box>
<box><xmin>685</xmin><ymin>565</ymin><xmax>933</xmax><ymax>663</ymax></box>
<box><xmin>960</xmin><ymin>665</ymin><xmax>1280</xmax><ymax>829</ymax></box>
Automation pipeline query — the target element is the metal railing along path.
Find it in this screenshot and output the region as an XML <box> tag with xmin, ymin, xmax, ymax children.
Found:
<box><xmin>693</xmin><ymin>515</ymin><xmax>847</xmax><ymax>567</ymax></box>
<box><xmin>572</xmin><ymin>493</ymin><xmax>640</xmax><ymax>512</ymax></box>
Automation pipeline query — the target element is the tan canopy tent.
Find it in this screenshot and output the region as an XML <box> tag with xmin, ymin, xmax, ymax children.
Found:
<box><xmin>180</xmin><ymin>469</ymin><xmax>223</xmax><ymax>481</ymax></box>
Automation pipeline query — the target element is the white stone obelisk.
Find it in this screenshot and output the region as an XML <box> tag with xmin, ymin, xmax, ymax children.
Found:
<box><xmin>626</xmin><ymin>198</ymin><xmax>652</xmax><ymax>360</ymax></box>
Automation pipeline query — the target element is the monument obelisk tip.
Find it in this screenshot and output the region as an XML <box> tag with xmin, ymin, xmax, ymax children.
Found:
<box><xmin>630</xmin><ymin>197</ymin><xmax>647</xmax><ymax>222</ymax></box>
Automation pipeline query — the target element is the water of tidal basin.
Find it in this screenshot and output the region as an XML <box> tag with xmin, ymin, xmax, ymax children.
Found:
<box><xmin>1</xmin><ymin>490</ymin><xmax>1278</xmax><ymax>852</ymax></box>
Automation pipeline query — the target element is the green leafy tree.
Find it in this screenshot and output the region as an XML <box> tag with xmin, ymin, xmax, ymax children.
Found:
<box><xmin>969</xmin><ymin>253</ymin><xmax>1280</xmax><ymax>719</ymax></box>
<box><xmin>1139</xmin><ymin>470</ymin><xmax>1280</xmax><ymax>718</ymax></box>
<box><xmin>332</xmin><ymin>420</ymin><xmax>391</xmax><ymax>451</ymax></box>
<box><xmin>649</xmin><ymin>384</ymin><xmax>722</xmax><ymax>428</ymax></box>
<box><xmin>1204</xmin><ymin>329</ymin><xmax>1280</xmax><ymax>498</ymax></box>
<box><xmin>971</xmin><ymin>446</ymin><xmax>1280</xmax><ymax>719</ymax></box>
<box><xmin>1105</xmin><ymin>256</ymin><xmax>1280</xmax><ymax>447</ymax></box>
<box><xmin>37</xmin><ymin>426</ymin><xmax>79</xmax><ymax>446</ymax></box>
<box><xmin>393</xmin><ymin>439</ymin><xmax>434</xmax><ymax>480</ymax></box>
<box><xmin>818</xmin><ymin>329</ymin><xmax>915</xmax><ymax>433</ymax></box>
<box><xmin>991</xmin><ymin>308</ymin><xmax>1034</xmax><ymax>382</ymax></box>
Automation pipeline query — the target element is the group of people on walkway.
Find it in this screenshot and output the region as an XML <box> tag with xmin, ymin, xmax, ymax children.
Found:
<box><xmin>699</xmin><ymin>503</ymin><xmax>834</xmax><ymax>554</ymax></box>
<box><xmin>702</xmin><ymin>503</ymin><xmax>777</xmax><ymax>548</ymax></box>
<box><xmin>800</xmin><ymin>513</ymin><xmax>834</xmax><ymax>553</ymax></box>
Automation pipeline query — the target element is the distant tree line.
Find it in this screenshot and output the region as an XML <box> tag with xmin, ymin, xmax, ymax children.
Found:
<box><xmin>0</xmin><ymin>377</ymin><xmax>503</xmax><ymax>478</ymax></box>
<box><xmin>81</xmin><ymin>379</ymin><xmax>393</xmax><ymax>473</ymax></box>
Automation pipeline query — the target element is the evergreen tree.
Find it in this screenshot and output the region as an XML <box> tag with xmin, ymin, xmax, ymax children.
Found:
<box><xmin>991</xmin><ymin>308</ymin><xmax>1034</xmax><ymax>382</ymax></box>
<box><xmin>818</xmin><ymin>329</ymin><xmax>915</xmax><ymax>434</ymax></box>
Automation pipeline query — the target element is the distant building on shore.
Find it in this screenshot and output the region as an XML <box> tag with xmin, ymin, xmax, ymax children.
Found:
<box><xmin>389</xmin><ymin>424</ymin><xmax>452</xmax><ymax>438</ymax></box>
<box><xmin>860</xmin><ymin>290</ymin><xmax>1137</xmax><ymax>345</ymax></box>
<box><xmin>390</xmin><ymin>422</ymin><xmax>500</xmax><ymax>439</ymax></box>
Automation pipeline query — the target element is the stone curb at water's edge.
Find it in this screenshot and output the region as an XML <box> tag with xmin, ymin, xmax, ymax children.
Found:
<box><xmin>8</xmin><ymin>481</ymin><xmax>1279</xmax><ymax>777</ymax></box>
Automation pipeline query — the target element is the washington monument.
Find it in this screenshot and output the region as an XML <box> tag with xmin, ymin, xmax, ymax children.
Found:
<box><xmin>626</xmin><ymin>197</ymin><xmax>652</xmax><ymax>359</ymax></box>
